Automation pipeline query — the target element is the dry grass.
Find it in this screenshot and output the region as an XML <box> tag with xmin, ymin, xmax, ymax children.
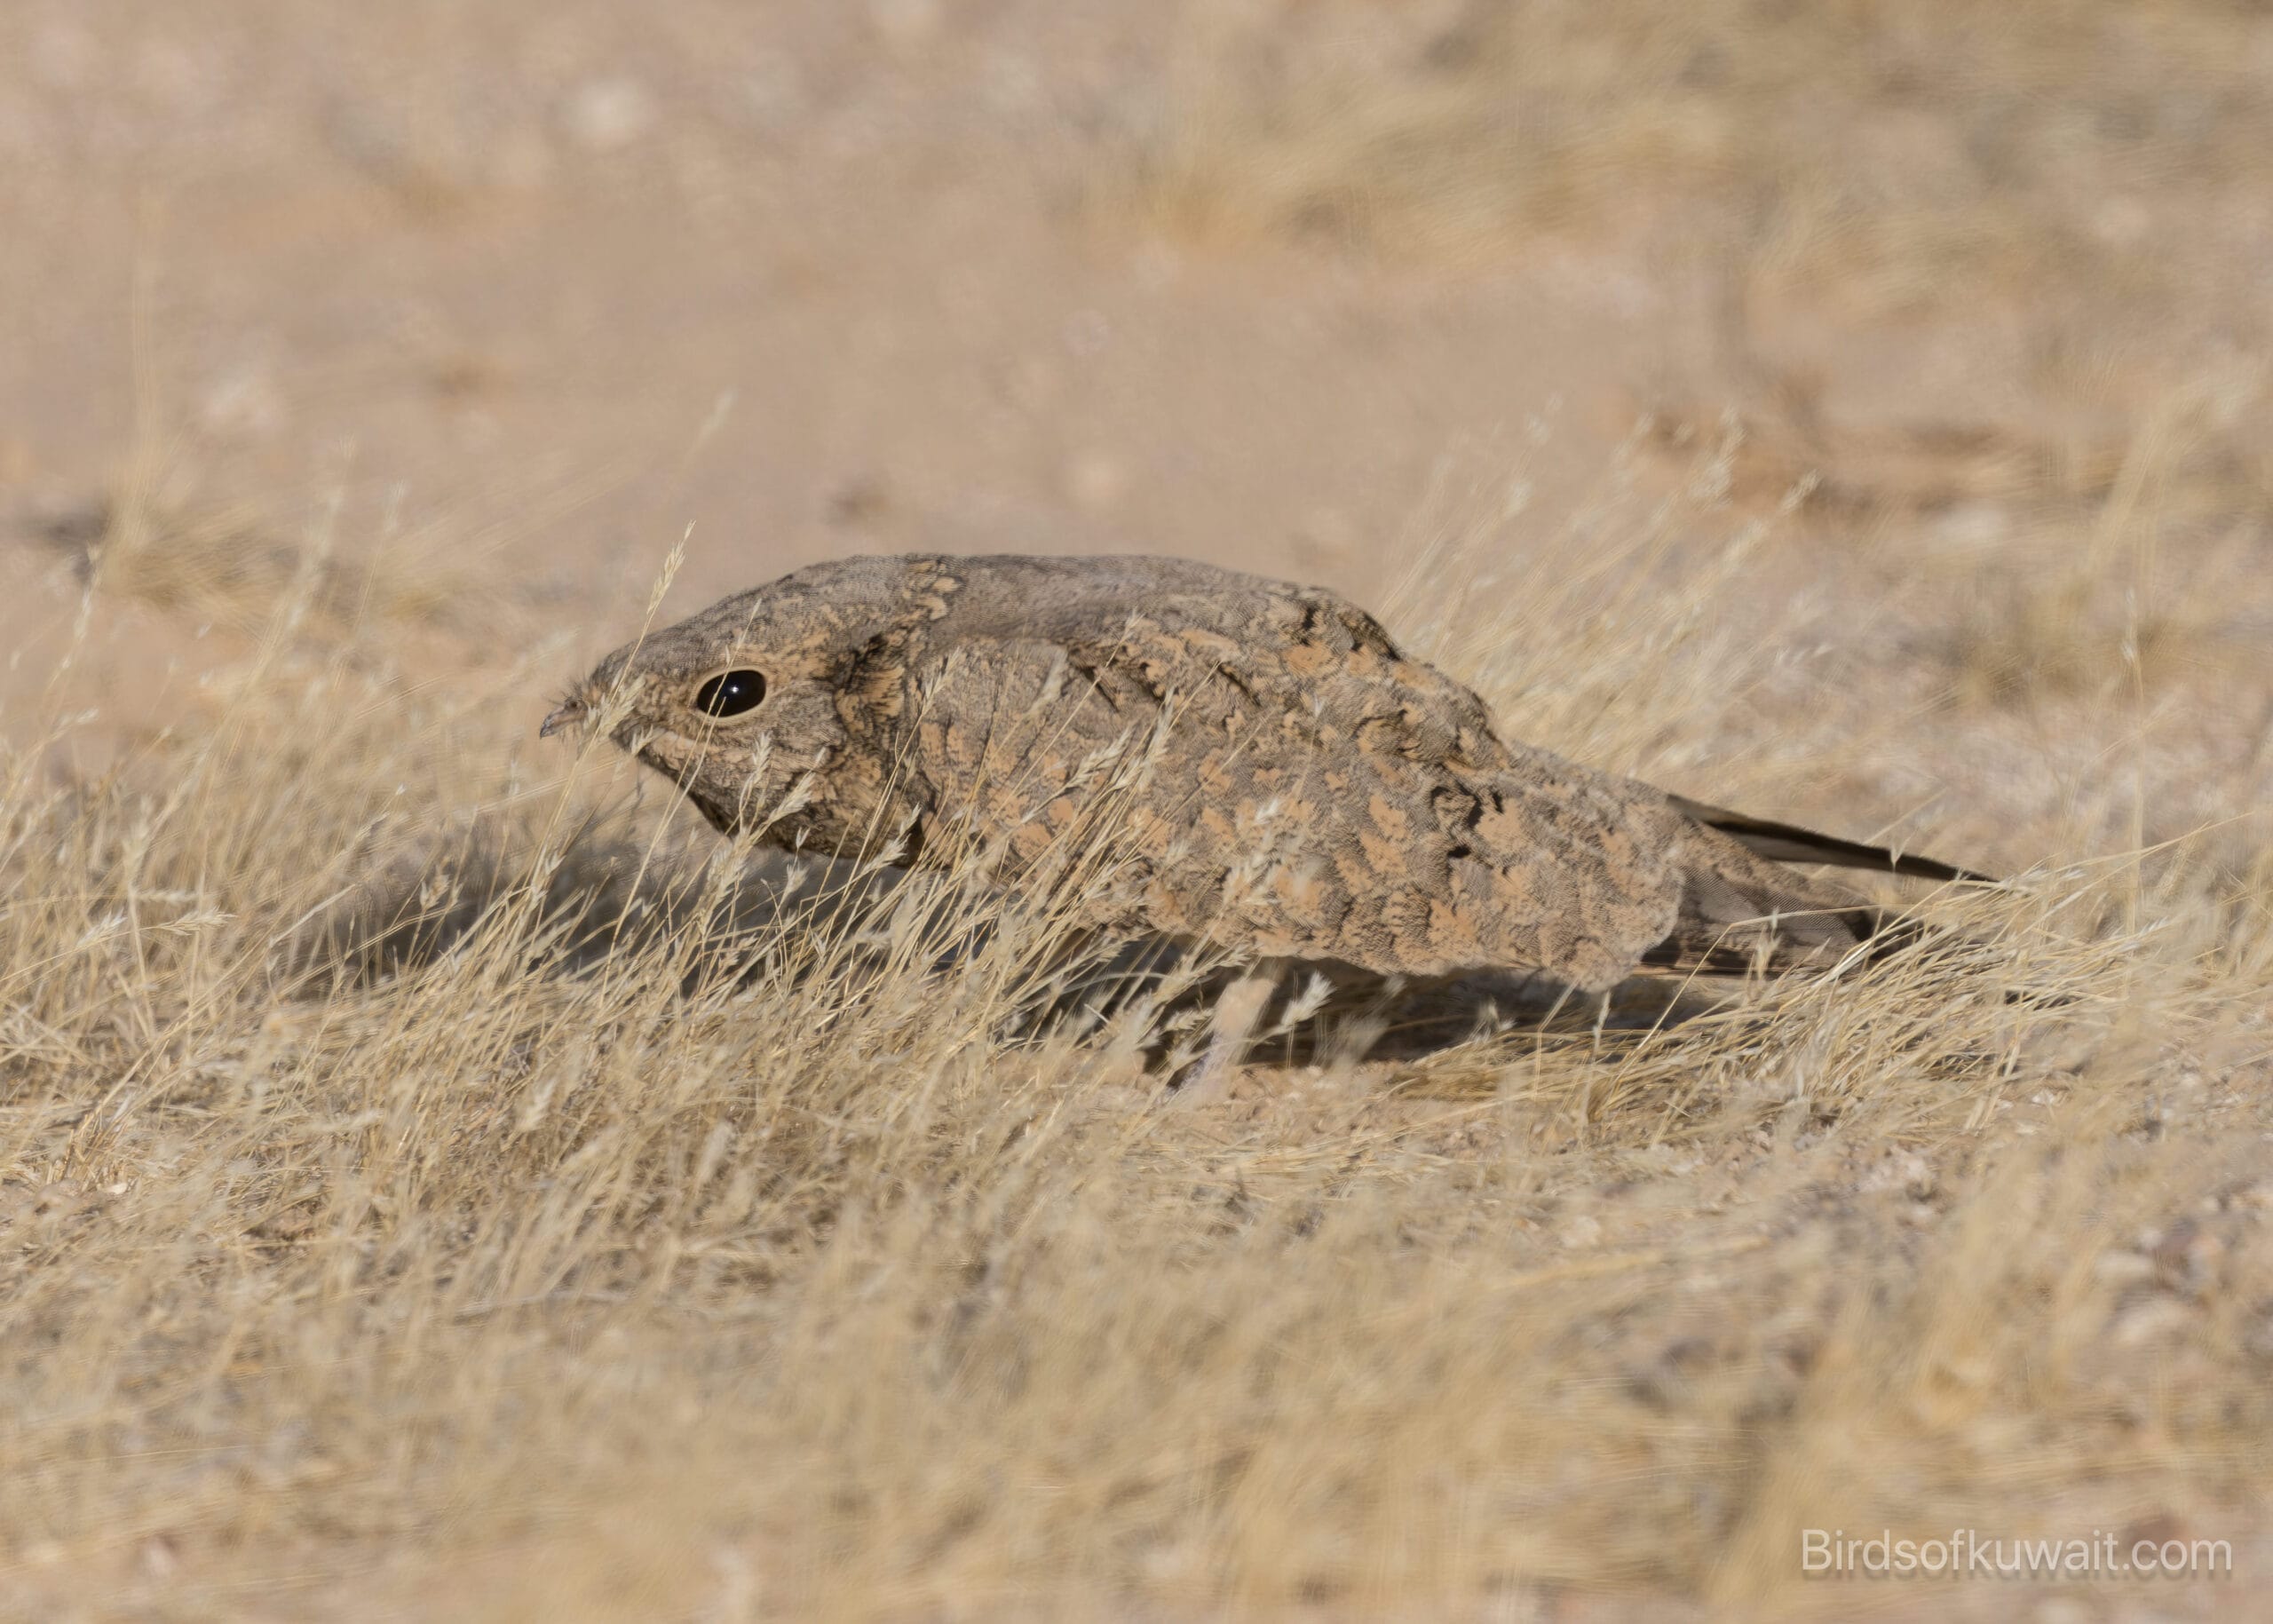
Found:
<box><xmin>1124</xmin><ymin>1</ymin><xmax>2273</xmax><ymax>299</ymax></box>
<box><xmin>5</xmin><ymin>1</ymin><xmax>2273</xmax><ymax>1615</ymax></box>
<box><xmin>1115</xmin><ymin>0</ymin><xmax>2273</xmax><ymax>541</ymax></box>
<box><xmin>2</xmin><ymin>439</ymin><xmax>2268</xmax><ymax>1620</ymax></box>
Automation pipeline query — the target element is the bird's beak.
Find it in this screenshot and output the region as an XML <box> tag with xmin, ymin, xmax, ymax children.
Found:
<box><xmin>539</xmin><ymin>699</ymin><xmax>586</xmax><ymax>740</ymax></box>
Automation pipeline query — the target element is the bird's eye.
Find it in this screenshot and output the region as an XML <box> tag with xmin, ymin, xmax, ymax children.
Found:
<box><xmin>693</xmin><ymin>669</ymin><xmax>767</xmax><ymax>718</ymax></box>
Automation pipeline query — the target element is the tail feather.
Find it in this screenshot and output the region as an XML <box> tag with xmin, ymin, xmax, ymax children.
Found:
<box><xmin>1641</xmin><ymin>823</ymin><xmax>1907</xmax><ymax>978</ymax></box>
<box><xmin>1665</xmin><ymin>795</ymin><xmax>1995</xmax><ymax>884</ymax></box>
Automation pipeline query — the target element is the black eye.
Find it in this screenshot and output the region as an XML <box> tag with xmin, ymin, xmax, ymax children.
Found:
<box><xmin>693</xmin><ymin>669</ymin><xmax>766</xmax><ymax>717</ymax></box>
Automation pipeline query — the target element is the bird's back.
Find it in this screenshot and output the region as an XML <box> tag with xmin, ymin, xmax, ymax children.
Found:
<box><xmin>877</xmin><ymin>554</ymin><xmax>1699</xmax><ymax>989</ymax></box>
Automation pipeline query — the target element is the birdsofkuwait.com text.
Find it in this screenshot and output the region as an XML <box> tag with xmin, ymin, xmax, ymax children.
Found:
<box><xmin>1802</xmin><ymin>1527</ymin><xmax>2232</xmax><ymax>1579</ymax></box>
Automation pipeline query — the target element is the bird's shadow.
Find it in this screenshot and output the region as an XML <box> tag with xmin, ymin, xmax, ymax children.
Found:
<box><xmin>285</xmin><ymin>819</ymin><xmax>1734</xmax><ymax>1066</ymax></box>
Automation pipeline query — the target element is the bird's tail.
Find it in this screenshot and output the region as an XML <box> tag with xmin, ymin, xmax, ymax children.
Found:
<box><xmin>1663</xmin><ymin>795</ymin><xmax>1995</xmax><ymax>884</ymax></box>
<box><xmin>1638</xmin><ymin>812</ymin><xmax>1976</xmax><ymax>978</ymax></box>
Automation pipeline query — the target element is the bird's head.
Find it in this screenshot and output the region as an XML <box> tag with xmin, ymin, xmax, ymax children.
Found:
<box><xmin>543</xmin><ymin>558</ymin><xmax>951</xmax><ymax>841</ymax></box>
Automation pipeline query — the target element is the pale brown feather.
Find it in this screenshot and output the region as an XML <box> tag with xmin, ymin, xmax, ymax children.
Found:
<box><xmin>558</xmin><ymin>553</ymin><xmax>1986</xmax><ymax>996</ymax></box>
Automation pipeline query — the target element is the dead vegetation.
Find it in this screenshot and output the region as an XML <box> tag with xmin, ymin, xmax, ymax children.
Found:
<box><xmin>2</xmin><ymin>437</ymin><xmax>2268</xmax><ymax>1619</ymax></box>
<box><xmin>1116</xmin><ymin>0</ymin><xmax>2273</xmax><ymax>549</ymax></box>
<box><xmin>3</xmin><ymin>0</ymin><xmax>2272</xmax><ymax>1618</ymax></box>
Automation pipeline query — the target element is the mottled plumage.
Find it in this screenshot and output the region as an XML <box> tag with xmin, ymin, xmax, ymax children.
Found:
<box><xmin>544</xmin><ymin>553</ymin><xmax>1984</xmax><ymax>997</ymax></box>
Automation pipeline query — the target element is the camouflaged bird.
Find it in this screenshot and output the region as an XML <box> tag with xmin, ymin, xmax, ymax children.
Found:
<box><xmin>543</xmin><ymin>553</ymin><xmax>1985</xmax><ymax>1000</ymax></box>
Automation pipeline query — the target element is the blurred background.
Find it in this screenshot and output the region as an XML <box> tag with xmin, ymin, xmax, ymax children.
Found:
<box><xmin>5</xmin><ymin>0</ymin><xmax>2269</xmax><ymax>728</ymax></box>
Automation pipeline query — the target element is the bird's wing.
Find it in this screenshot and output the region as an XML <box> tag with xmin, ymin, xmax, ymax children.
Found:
<box><xmin>1663</xmin><ymin>795</ymin><xmax>1995</xmax><ymax>884</ymax></box>
<box><xmin>1637</xmin><ymin>820</ymin><xmax>1886</xmax><ymax>977</ymax></box>
<box><xmin>899</xmin><ymin>600</ymin><xmax>1693</xmax><ymax>992</ymax></box>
